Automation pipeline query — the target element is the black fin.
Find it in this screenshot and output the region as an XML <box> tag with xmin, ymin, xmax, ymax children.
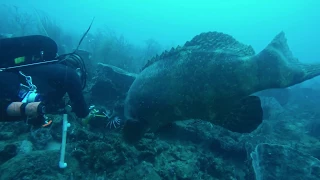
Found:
<box><xmin>216</xmin><ymin>96</ymin><xmax>263</xmax><ymax>133</ymax></box>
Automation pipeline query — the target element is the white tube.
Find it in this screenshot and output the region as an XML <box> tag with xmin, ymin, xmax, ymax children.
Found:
<box><xmin>59</xmin><ymin>114</ymin><xmax>71</xmax><ymax>168</ymax></box>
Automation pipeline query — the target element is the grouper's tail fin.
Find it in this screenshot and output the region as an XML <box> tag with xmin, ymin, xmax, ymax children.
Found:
<box><xmin>256</xmin><ymin>31</ymin><xmax>320</xmax><ymax>89</ymax></box>
<box><xmin>268</xmin><ymin>31</ymin><xmax>298</xmax><ymax>63</ymax></box>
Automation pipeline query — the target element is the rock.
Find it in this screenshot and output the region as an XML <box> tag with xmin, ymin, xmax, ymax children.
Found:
<box><xmin>0</xmin><ymin>142</ymin><xmax>17</xmax><ymax>165</ymax></box>
<box><xmin>0</xmin><ymin>150</ymin><xmax>79</xmax><ymax>179</ymax></box>
<box><xmin>90</xmin><ymin>63</ymin><xmax>137</xmax><ymax>105</ymax></box>
<box><xmin>258</xmin><ymin>96</ymin><xmax>284</xmax><ymax>120</ymax></box>
<box><xmin>0</xmin><ymin>131</ymin><xmax>14</xmax><ymax>140</ymax></box>
<box><xmin>17</xmin><ymin>140</ymin><xmax>33</xmax><ymax>154</ymax></box>
<box><xmin>250</xmin><ymin>143</ymin><xmax>320</xmax><ymax>180</ymax></box>
<box><xmin>0</xmin><ymin>140</ymin><xmax>35</xmax><ymax>165</ymax></box>
<box><xmin>256</xmin><ymin>89</ymin><xmax>290</xmax><ymax>106</ymax></box>
<box><xmin>126</xmin><ymin>161</ymin><xmax>161</xmax><ymax>180</ymax></box>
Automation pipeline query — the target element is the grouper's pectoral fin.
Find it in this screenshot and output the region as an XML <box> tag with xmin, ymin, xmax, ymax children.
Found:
<box><xmin>215</xmin><ymin>96</ymin><xmax>263</xmax><ymax>133</ymax></box>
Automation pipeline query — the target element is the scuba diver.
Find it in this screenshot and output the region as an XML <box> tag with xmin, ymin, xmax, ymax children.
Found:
<box><xmin>0</xmin><ymin>34</ymin><xmax>96</xmax><ymax>127</ymax></box>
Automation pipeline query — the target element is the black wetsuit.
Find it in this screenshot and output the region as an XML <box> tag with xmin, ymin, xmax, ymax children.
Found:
<box><xmin>0</xmin><ymin>63</ymin><xmax>89</xmax><ymax>122</ymax></box>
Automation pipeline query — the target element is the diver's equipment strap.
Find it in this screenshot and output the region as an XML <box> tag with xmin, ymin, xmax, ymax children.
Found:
<box><xmin>19</xmin><ymin>71</ymin><xmax>41</xmax><ymax>103</ymax></box>
<box><xmin>20</xmin><ymin>103</ymin><xmax>28</xmax><ymax>117</ymax></box>
<box><xmin>19</xmin><ymin>71</ymin><xmax>37</xmax><ymax>92</ymax></box>
<box><xmin>0</xmin><ymin>59</ymin><xmax>59</xmax><ymax>72</ymax></box>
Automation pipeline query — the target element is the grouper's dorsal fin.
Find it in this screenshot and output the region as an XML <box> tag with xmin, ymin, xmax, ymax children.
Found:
<box><xmin>185</xmin><ymin>31</ymin><xmax>256</xmax><ymax>57</ymax></box>
<box><xmin>141</xmin><ymin>31</ymin><xmax>256</xmax><ymax>71</ymax></box>
<box><xmin>141</xmin><ymin>45</ymin><xmax>183</xmax><ymax>71</ymax></box>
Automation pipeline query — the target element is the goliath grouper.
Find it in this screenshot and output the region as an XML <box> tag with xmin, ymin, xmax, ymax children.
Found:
<box><xmin>123</xmin><ymin>31</ymin><xmax>320</xmax><ymax>142</ymax></box>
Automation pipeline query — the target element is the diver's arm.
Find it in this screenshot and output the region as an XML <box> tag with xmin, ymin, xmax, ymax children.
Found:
<box><xmin>61</xmin><ymin>66</ymin><xmax>90</xmax><ymax>118</ymax></box>
<box><xmin>66</xmin><ymin>78</ymin><xmax>90</xmax><ymax>118</ymax></box>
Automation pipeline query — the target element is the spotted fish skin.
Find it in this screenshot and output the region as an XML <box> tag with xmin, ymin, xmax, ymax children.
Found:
<box><xmin>123</xmin><ymin>31</ymin><xmax>320</xmax><ymax>142</ymax></box>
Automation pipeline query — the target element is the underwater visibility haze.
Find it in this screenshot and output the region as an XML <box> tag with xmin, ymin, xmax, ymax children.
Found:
<box><xmin>0</xmin><ymin>0</ymin><xmax>320</xmax><ymax>180</ymax></box>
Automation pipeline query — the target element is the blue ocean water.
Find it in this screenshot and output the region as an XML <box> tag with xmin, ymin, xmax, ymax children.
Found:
<box><xmin>0</xmin><ymin>1</ymin><xmax>320</xmax><ymax>179</ymax></box>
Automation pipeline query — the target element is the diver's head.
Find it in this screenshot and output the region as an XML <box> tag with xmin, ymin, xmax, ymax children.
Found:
<box><xmin>57</xmin><ymin>52</ymin><xmax>87</xmax><ymax>89</ymax></box>
<box><xmin>75</xmin><ymin>68</ymin><xmax>82</xmax><ymax>78</ymax></box>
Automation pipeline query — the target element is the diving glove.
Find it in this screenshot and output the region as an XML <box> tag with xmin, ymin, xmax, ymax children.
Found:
<box><xmin>82</xmin><ymin>106</ymin><xmax>99</xmax><ymax>125</ymax></box>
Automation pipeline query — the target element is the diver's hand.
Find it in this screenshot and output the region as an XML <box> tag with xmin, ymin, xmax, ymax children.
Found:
<box><xmin>82</xmin><ymin>106</ymin><xmax>99</xmax><ymax>125</ymax></box>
